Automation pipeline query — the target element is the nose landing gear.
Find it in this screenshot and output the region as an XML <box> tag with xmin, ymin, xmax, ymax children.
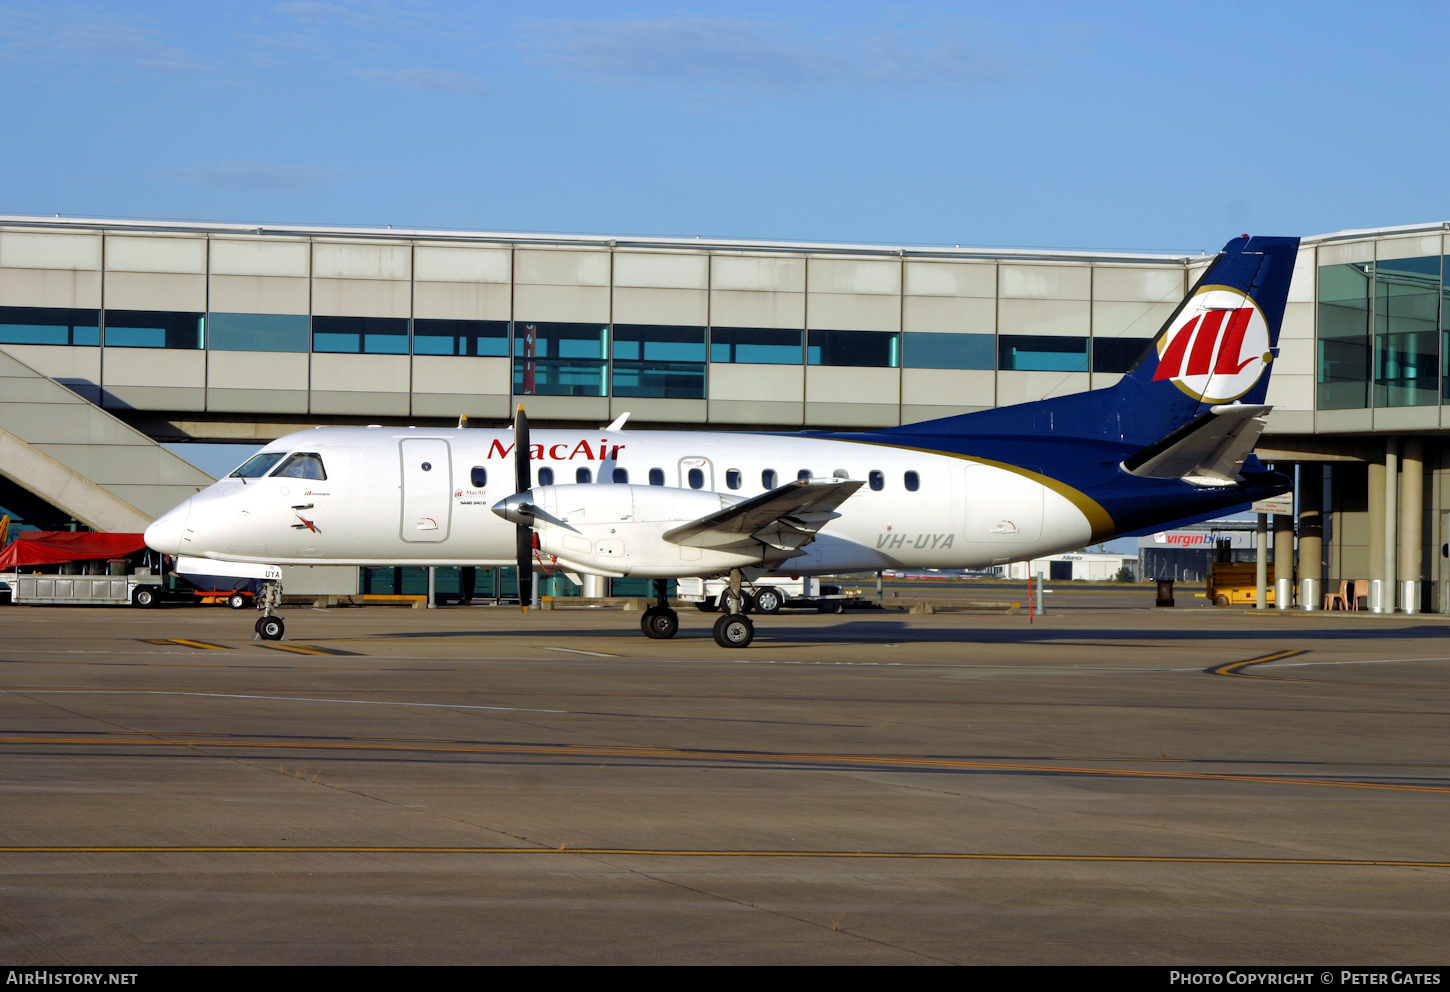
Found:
<box><xmin>254</xmin><ymin>579</ymin><xmax>285</xmax><ymax>640</ymax></box>
<box><xmin>641</xmin><ymin>579</ymin><xmax>679</xmax><ymax>639</ymax></box>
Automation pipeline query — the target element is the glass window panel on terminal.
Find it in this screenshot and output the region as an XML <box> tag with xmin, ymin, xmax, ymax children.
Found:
<box><xmin>513</xmin><ymin>322</ymin><xmax>607</xmax><ymax>397</ymax></box>
<box><xmin>709</xmin><ymin>327</ymin><xmax>803</xmax><ymax>364</ymax></box>
<box><xmin>1092</xmin><ymin>338</ymin><xmax>1154</xmax><ymax>374</ymax></box>
<box><xmin>807</xmin><ymin>329</ymin><xmax>900</xmax><ymax>367</ymax></box>
<box><xmin>209</xmin><ymin>313</ymin><xmax>309</xmax><ymax>353</ymax></box>
<box><xmin>612</xmin><ymin>324</ymin><xmax>706</xmax><ymax>399</ymax></box>
<box><xmin>1373</xmin><ymin>256</ymin><xmax>1440</xmax><ymax>408</ymax></box>
<box><xmin>312</xmin><ymin>316</ymin><xmax>409</xmax><ymax>354</ymax></box>
<box><xmin>903</xmin><ymin>332</ymin><xmax>994</xmax><ymax>369</ymax></box>
<box><xmin>1318</xmin><ymin>262</ymin><xmax>1373</xmax><ymax>410</ymax></box>
<box><xmin>271</xmin><ymin>452</ymin><xmax>327</xmax><ymax>481</ymax></box>
<box><xmin>997</xmin><ymin>334</ymin><xmax>1088</xmax><ymax>372</ymax></box>
<box><xmin>104</xmin><ymin>310</ymin><xmax>204</xmax><ymax>349</ymax></box>
<box><xmin>413</xmin><ymin>319</ymin><xmax>509</xmax><ymax>357</ymax></box>
<box><xmin>0</xmin><ymin>306</ymin><xmax>100</xmax><ymax>346</ymax></box>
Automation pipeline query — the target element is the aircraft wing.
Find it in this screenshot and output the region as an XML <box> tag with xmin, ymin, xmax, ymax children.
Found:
<box><xmin>662</xmin><ymin>478</ymin><xmax>863</xmax><ymax>550</ymax></box>
<box><xmin>1121</xmin><ymin>403</ymin><xmax>1271</xmax><ymax>487</ymax></box>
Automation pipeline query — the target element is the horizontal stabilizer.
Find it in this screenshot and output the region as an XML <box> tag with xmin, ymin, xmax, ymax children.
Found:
<box><xmin>1120</xmin><ymin>404</ymin><xmax>1271</xmax><ymax>487</ymax></box>
<box><xmin>662</xmin><ymin>478</ymin><xmax>862</xmax><ymax>549</ymax></box>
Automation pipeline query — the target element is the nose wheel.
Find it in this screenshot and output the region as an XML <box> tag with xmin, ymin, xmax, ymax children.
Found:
<box><xmin>254</xmin><ymin>615</ymin><xmax>285</xmax><ymax>640</ymax></box>
<box><xmin>253</xmin><ymin>579</ymin><xmax>285</xmax><ymax>640</ymax></box>
<box><xmin>640</xmin><ymin>606</ymin><xmax>679</xmax><ymax>639</ymax></box>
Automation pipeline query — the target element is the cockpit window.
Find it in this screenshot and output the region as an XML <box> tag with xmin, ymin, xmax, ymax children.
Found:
<box><xmin>271</xmin><ymin>452</ymin><xmax>327</xmax><ymax>481</ymax></box>
<box><xmin>230</xmin><ymin>452</ymin><xmax>284</xmax><ymax>478</ymax></box>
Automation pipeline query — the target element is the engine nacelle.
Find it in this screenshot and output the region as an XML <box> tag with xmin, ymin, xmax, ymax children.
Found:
<box><xmin>518</xmin><ymin>484</ymin><xmax>765</xmax><ymax>578</ymax></box>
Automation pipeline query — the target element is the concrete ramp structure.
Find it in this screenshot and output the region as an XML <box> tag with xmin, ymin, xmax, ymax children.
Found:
<box><xmin>0</xmin><ymin>348</ymin><xmax>213</xmax><ymax>530</ymax></box>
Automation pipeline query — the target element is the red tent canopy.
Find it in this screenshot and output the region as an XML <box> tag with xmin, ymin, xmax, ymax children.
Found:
<box><xmin>0</xmin><ymin>532</ymin><xmax>147</xmax><ymax>569</ymax></box>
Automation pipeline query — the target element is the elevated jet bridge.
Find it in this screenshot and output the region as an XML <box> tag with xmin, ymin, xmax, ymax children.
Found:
<box><xmin>0</xmin><ymin>347</ymin><xmax>214</xmax><ymax>532</ymax></box>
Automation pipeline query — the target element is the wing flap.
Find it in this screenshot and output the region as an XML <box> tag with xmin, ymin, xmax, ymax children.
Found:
<box><xmin>662</xmin><ymin>478</ymin><xmax>862</xmax><ymax>549</ymax></box>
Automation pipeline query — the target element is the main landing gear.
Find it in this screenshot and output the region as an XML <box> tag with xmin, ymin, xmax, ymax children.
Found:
<box><xmin>639</xmin><ymin>573</ymin><xmax>756</xmax><ymax>648</ymax></box>
<box><xmin>253</xmin><ymin>579</ymin><xmax>285</xmax><ymax>641</ymax></box>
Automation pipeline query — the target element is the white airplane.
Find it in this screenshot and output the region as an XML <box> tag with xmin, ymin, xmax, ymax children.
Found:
<box><xmin>145</xmin><ymin>235</ymin><xmax>1299</xmax><ymax>646</ymax></box>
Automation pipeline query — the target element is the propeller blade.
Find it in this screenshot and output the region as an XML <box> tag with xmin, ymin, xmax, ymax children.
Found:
<box><xmin>514</xmin><ymin>404</ymin><xmax>530</xmax><ymax>495</ymax></box>
<box><xmin>516</xmin><ymin>523</ymin><xmax>534</xmax><ymax>611</ymax></box>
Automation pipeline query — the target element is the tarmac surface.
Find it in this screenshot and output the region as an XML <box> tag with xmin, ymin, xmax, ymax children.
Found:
<box><xmin>1</xmin><ymin>590</ymin><xmax>1448</xmax><ymax>964</ymax></box>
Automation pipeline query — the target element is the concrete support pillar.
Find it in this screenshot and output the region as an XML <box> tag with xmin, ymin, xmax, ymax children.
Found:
<box><xmin>1273</xmin><ymin>511</ymin><xmax>1294</xmax><ymax>610</ymax></box>
<box><xmin>1255</xmin><ymin>513</ymin><xmax>1268</xmax><ymax>610</ymax></box>
<box><xmin>1401</xmin><ymin>437</ymin><xmax>1423</xmax><ymax>614</ymax></box>
<box><xmin>1367</xmin><ymin>456</ymin><xmax>1386</xmax><ymax>612</ymax></box>
<box><xmin>1298</xmin><ymin>463</ymin><xmax>1323</xmax><ymax>611</ymax></box>
<box><xmin>1385</xmin><ymin>437</ymin><xmax>1399</xmax><ymax>611</ymax></box>
<box><xmin>581</xmin><ymin>574</ymin><xmax>607</xmax><ymax>599</ymax></box>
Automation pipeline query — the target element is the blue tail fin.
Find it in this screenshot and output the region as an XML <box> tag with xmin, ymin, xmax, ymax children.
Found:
<box><xmin>882</xmin><ymin>235</ymin><xmax>1300</xmax><ymax>448</ymax></box>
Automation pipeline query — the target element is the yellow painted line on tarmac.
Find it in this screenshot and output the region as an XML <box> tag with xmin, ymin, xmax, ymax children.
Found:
<box><xmin>257</xmin><ymin>644</ymin><xmax>362</xmax><ymax>656</ymax></box>
<box><xmin>1207</xmin><ymin>649</ymin><xmax>1450</xmax><ymax>689</ymax></box>
<box><xmin>0</xmin><ymin>846</ymin><xmax>1445</xmax><ymax>867</ymax></box>
<box><xmin>139</xmin><ymin>639</ymin><xmax>232</xmax><ymax>650</ymax></box>
<box><xmin>1</xmin><ymin>735</ymin><xmax>1447</xmax><ymax>795</ymax></box>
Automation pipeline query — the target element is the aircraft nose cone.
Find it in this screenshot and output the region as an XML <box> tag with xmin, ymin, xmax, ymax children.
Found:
<box><xmin>144</xmin><ymin>501</ymin><xmax>190</xmax><ymax>555</ymax></box>
<box><xmin>491</xmin><ymin>492</ymin><xmax>535</xmax><ymax>526</ymax></box>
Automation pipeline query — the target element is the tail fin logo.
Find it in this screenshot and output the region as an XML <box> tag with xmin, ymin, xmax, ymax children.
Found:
<box><xmin>1152</xmin><ymin>286</ymin><xmax>1271</xmax><ymax>403</ymax></box>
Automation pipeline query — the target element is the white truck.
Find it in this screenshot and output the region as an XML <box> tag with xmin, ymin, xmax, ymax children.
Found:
<box><xmin>676</xmin><ymin>576</ymin><xmax>862</xmax><ymax>614</ymax></box>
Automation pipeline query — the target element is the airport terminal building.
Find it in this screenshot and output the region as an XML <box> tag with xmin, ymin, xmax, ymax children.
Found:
<box><xmin>0</xmin><ymin>216</ymin><xmax>1445</xmax><ymax>607</ymax></box>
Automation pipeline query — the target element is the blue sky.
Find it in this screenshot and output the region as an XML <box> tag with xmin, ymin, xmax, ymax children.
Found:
<box><xmin>2</xmin><ymin>1</ymin><xmax>1447</xmax><ymax>251</ymax></box>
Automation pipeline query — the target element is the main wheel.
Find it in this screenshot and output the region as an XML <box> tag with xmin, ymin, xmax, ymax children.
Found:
<box><xmin>712</xmin><ymin>612</ymin><xmax>754</xmax><ymax>648</ymax></box>
<box><xmin>695</xmin><ymin>597</ymin><xmax>720</xmax><ymax>613</ymax></box>
<box><xmin>132</xmin><ymin>587</ymin><xmax>157</xmax><ymax>608</ymax></box>
<box><xmin>640</xmin><ymin>606</ymin><xmax>679</xmax><ymax>639</ymax></box>
<box><xmin>227</xmin><ymin>592</ymin><xmax>248</xmax><ymax>610</ymax></box>
<box><xmin>753</xmin><ymin>587</ymin><xmax>783</xmax><ymax>614</ymax></box>
<box><xmin>257</xmin><ymin>616</ymin><xmax>285</xmax><ymax>641</ymax></box>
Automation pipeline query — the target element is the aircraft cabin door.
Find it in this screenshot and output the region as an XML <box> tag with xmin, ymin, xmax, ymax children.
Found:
<box><xmin>678</xmin><ymin>456</ymin><xmax>714</xmax><ymax>491</ymax></box>
<box><xmin>400</xmin><ymin>438</ymin><xmax>452</xmax><ymax>543</ymax></box>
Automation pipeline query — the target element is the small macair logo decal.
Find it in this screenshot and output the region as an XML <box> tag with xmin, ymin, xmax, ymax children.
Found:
<box><xmin>1152</xmin><ymin>286</ymin><xmax>1271</xmax><ymax>403</ymax></box>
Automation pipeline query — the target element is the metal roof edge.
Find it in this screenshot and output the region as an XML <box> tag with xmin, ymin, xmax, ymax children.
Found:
<box><xmin>1302</xmin><ymin>221</ymin><xmax>1450</xmax><ymax>245</ymax></box>
<box><xmin>0</xmin><ymin>214</ymin><xmax>1199</xmax><ymax>265</ymax></box>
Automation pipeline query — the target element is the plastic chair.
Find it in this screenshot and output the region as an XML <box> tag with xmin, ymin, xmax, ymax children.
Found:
<box><xmin>1324</xmin><ymin>580</ymin><xmax>1352</xmax><ymax>611</ymax></box>
<box><xmin>1349</xmin><ymin>579</ymin><xmax>1368</xmax><ymax>611</ymax></box>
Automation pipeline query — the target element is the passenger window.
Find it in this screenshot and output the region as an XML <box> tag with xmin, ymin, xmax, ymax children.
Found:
<box><xmin>649</xmin><ymin>468</ymin><xmax>665</xmax><ymax>486</ymax></box>
<box><xmin>231</xmin><ymin>452</ymin><xmax>284</xmax><ymax>478</ymax></box>
<box><xmin>726</xmin><ymin>469</ymin><xmax>741</xmax><ymax>490</ymax></box>
<box><xmin>869</xmin><ymin>470</ymin><xmax>884</xmax><ymax>491</ymax></box>
<box><xmin>832</xmin><ymin>469</ymin><xmax>848</xmax><ymax>479</ymax></box>
<box><xmin>576</xmin><ymin>467</ymin><xmax>592</xmax><ymax>483</ymax></box>
<box><xmin>471</xmin><ymin>466</ymin><xmax>486</xmax><ymax>488</ymax></box>
<box><xmin>538</xmin><ymin>467</ymin><xmax>554</xmax><ymax>486</ymax></box>
<box><xmin>762</xmin><ymin>469</ymin><xmax>777</xmax><ymax>489</ymax></box>
<box><xmin>904</xmin><ymin>471</ymin><xmax>919</xmax><ymax>492</ymax></box>
<box><xmin>272</xmin><ymin>452</ymin><xmax>327</xmax><ymax>481</ymax></box>
<box><xmin>688</xmin><ymin>468</ymin><xmax>705</xmax><ymax>489</ymax></box>
<box><xmin>797</xmin><ymin>470</ymin><xmax>811</xmax><ymax>481</ymax></box>
<box><xmin>613</xmin><ymin>467</ymin><xmax>629</xmax><ymax>483</ymax></box>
